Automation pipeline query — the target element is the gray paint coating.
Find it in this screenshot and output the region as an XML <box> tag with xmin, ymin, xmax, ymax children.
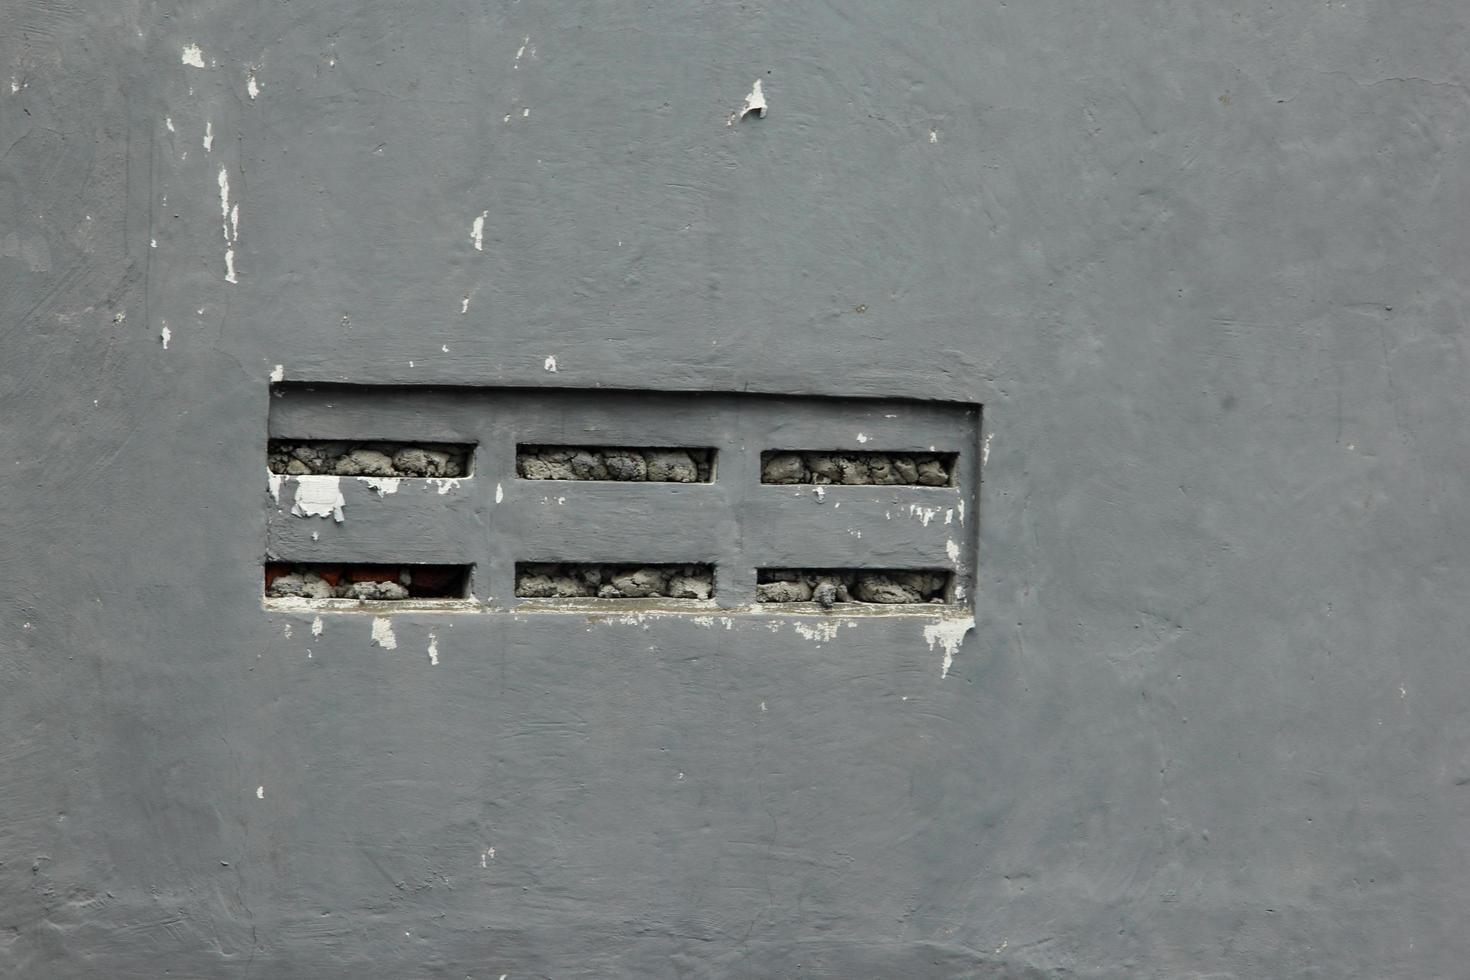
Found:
<box><xmin>1</xmin><ymin>2</ymin><xmax>1468</xmax><ymax>977</ymax></box>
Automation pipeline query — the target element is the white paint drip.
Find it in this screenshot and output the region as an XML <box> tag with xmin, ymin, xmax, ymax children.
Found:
<box><xmin>203</xmin><ymin>121</ymin><xmax>213</xmax><ymax>151</ymax></box>
<box><xmin>981</xmin><ymin>432</ymin><xmax>993</xmax><ymax>465</ymax></box>
<box><xmin>370</xmin><ymin>617</ymin><xmax>397</xmax><ymax>650</ymax></box>
<box><xmin>246</xmin><ymin>71</ymin><xmax>260</xmax><ymax>100</ymax></box>
<box><xmin>181</xmin><ymin>44</ymin><xmax>206</xmax><ymax>68</ymax></box>
<box><xmin>924</xmin><ymin>615</ymin><xmax>975</xmax><ymax>679</ymax></box>
<box><xmin>359</xmin><ymin>476</ymin><xmax>400</xmax><ymax>496</ymax></box>
<box><xmin>311</xmin><ymin>616</ymin><xmax>323</xmax><ymax>637</ymax></box>
<box><xmin>471</xmin><ymin>211</ymin><xmax>487</xmax><ymax>251</ymax></box>
<box><xmin>160</xmin><ymin>324</ymin><xmax>171</xmax><ymax>349</ymax></box>
<box><xmin>946</xmin><ymin>539</ymin><xmax>961</xmax><ymax>563</ymax></box>
<box><xmin>427</xmin><ymin>631</ymin><xmax>439</xmax><ymax>666</ymax></box>
<box><xmin>429</xmin><ymin>478</ymin><xmax>461</xmax><ymax>495</ymax></box>
<box><xmin>267</xmin><ymin>472</ymin><xmax>284</xmax><ymax>504</ymax></box>
<box><xmin>728</xmin><ymin>78</ymin><xmax>767</xmax><ymax>125</ymax></box>
<box><xmin>495</xmin><ymin>482</ymin><xmax>504</xmax><ymax>504</ymax></box>
<box><xmin>543</xmin><ymin>355</ymin><xmax>557</xmax><ymax>372</ymax></box>
<box><xmin>256</xmin><ymin>785</ymin><xmax>264</xmax><ymax>799</ymax></box>
<box><xmin>269</xmin><ymin>364</ymin><xmax>284</xmax><ymax>382</ymax></box>
<box><xmin>291</xmin><ymin>475</ymin><xmax>346</xmax><ymax>522</ymax></box>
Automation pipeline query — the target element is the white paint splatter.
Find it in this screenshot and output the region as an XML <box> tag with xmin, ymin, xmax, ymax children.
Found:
<box><xmin>471</xmin><ymin>211</ymin><xmax>487</xmax><ymax>251</ymax></box>
<box><xmin>160</xmin><ymin>323</ymin><xmax>171</xmax><ymax>349</ymax></box>
<box><xmin>924</xmin><ymin>615</ymin><xmax>975</xmax><ymax>679</ymax></box>
<box><xmin>427</xmin><ymin>631</ymin><xmax>439</xmax><ymax>666</ymax></box>
<box><xmin>441</xmin><ymin>344</ymin><xmax>449</xmax><ymax>353</ymax></box>
<box><xmin>946</xmin><ymin>540</ymin><xmax>961</xmax><ymax>563</ymax></box>
<box><xmin>256</xmin><ymin>785</ymin><xmax>265</xmax><ymax>799</ymax></box>
<box><xmin>270</xmin><ymin>364</ymin><xmax>284</xmax><ymax>382</ymax></box>
<box><xmin>181</xmin><ymin>44</ymin><xmax>206</xmax><ymax>68</ymax></box>
<box><xmin>311</xmin><ymin>616</ymin><xmax>323</xmax><ymax>637</ymax></box>
<box><xmin>728</xmin><ymin>78</ymin><xmax>767</xmax><ymax>125</ymax></box>
<box><xmin>429</xmin><ymin>478</ymin><xmax>461</xmax><ymax>495</ymax></box>
<box><xmin>359</xmin><ymin>476</ymin><xmax>400</xmax><ymax>496</ymax></box>
<box><xmin>370</xmin><ymin>617</ymin><xmax>397</xmax><ymax>650</ymax></box>
<box><xmin>856</xmin><ymin>433</ymin><xmax>869</xmax><ymax>443</ymax></box>
<box><xmin>246</xmin><ymin>71</ymin><xmax>260</xmax><ymax>100</ymax></box>
<box><xmin>291</xmin><ymin>475</ymin><xmax>346</xmax><ymax>522</ymax></box>
<box><xmin>495</xmin><ymin>482</ymin><xmax>504</xmax><ymax>504</ymax></box>
<box><xmin>981</xmin><ymin>432</ymin><xmax>993</xmax><ymax>465</ymax></box>
<box><xmin>522</xmin><ymin>107</ymin><xmax>530</xmax><ymax>118</ymax></box>
<box><xmin>150</xmin><ymin>238</ymin><xmax>157</xmax><ymax>248</ymax></box>
<box><xmin>929</xmin><ymin>128</ymin><xmax>938</xmax><ymax>144</ymax></box>
<box><xmin>543</xmin><ymin>355</ymin><xmax>557</xmax><ymax>372</ymax></box>
<box><xmin>907</xmin><ymin>503</ymin><xmax>942</xmax><ymax>526</ymax></box>
<box><xmin>9</xmin><ymin>77</ymin><xmax>18</xmax><ymax>94</ymax></box>
<box><xmin>203</xmin><ymin>121</ymin><xmax>213</xmax><ymax>151</ymax></box>
<box><xmin>514</xmin><ymin>36</ymin><xmax>529</xmax><ymax>67</ymax></box>
<box><xmin>794</xmin><ymin>620</ymin><xmax>841</xmax><ymax>644</ymax></box>
<box><xmin>267</xmin><ymin>472</ymin><xmax>284</xmax><ymax>504</ymax></box>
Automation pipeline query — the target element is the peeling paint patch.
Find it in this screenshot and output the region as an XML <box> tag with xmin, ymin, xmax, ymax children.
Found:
<box><xmin>165</xmin><ymin>116</ymin><xmax>175</xmax><ymax>132</ymax></box>
<box><xmin>311</xmin><ymin>616</ymin><xmax>323</xmax><ymax>637</ymax></box>
<box><xmin>728</xmin><ymin>78</ymin><xmax>767</xmax><ymax>125</ymax></box>
<box><xmin>181</xmin><ymin>44</ymin><xmax>206</xmax><ymax>68</ymax></box>
<box><xmin>471</xmin><ymin>211</ymin><xmax>487</xmax><ymax>251</ymax></box>
<box><xmin>270</xmin><ymin>364</ymin><xmax>284</xmax><ymax>382</ymax></box>
<box><xmin>907</xmin><ymin>503</ymin><xmax>943</xmax><ymax>526</ymax></box>
<box><xmin>429</xmin><ymin>478</ymin><xmax>461</xmax><ymax>495</ymax></box>
<box><xmin>256</xmin><ymin>785</ymin><xmax>265</xmax><ymax>799</ymax></box>
<box><xmin>159</xmin><ymin>324</ymin><xmax>171</xmax><ymax>349</ymax></box>
<box><xmin>218</xmin><ymin>169</ymin><xmax>239</xmax><ymax>283</ymax></box>
<box><xmin>929</xmin><ymin>128</ymin><xmax>939</xmax><ymax>144</ymax></box>
<box><xmin>543</xmin><ymin>355</ymin><xmax>557</xmax><ymax>373</ymax></box>
<box><xmin>495</xmin><ymin>482</ymin><xmax>504</xmax><ymax>504</ymax></box>
<box><xmin>924</xmin><ymin>615</ymin><xmax>975</xmax><ymax>678</ymax></box>
<box><xmin>291</xmin><ymin>476</ymin><xmax>346</xmax><ymax>522</ymax></box>
<box><xmin>267</xmin><ymin>472</ymin><xmax>284</xmax><ymax>504</ymax></box>
<box><xmin>427</xmin><ymin>631</ymin><xmax>439</xmax><ymax>665</ymax></box>
<box><xmin>359</xmin><ymin>476</ymin><xmax>400</xmax><ymax>496</ymax></box>
<box><xmin>946</xmin><ymin>539</ymin><xmax>961</xmax><ymax>563</ymax></box>
<box><xmin>856</xmin><ymin>432</ymin><xmax>869</xmax><ymax>443</ymax></box>
<box><xmin>981</xmin><ymin>432</ymin><xmax>993</xmax><ymax>465</ymax></box>
<box><xmin>203</xmin><ymin>121</ymin><xmax>213</xmax><ymax>151</ymax></box>
<box><xmin>794</xmin><ymin>620</ymin><xmax>841</xmax><ymax>644</ymax></box>
<box><xmin>370</xmin><ymin>617</ymin><xmax>397</xmax><ymax>650</ymax></box>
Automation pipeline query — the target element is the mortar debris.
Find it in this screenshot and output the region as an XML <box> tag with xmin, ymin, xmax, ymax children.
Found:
<box><xmin>517</xmin><ymin>446</ymin><xmax>713</xmax><ymax>483</ymax></box>
<box><xmin>268</xmin><ymin>441</ymin><xmax>471</xmax><ymax>477</ymax></box>
<box><xmin>756</xmin><ymin>569</ymin><xmax>951</xmax><ymax>607</ymax></box>
<box><xmin>515</xmin><ymin>563</ymin><xmax>714</xmax><ymax>600</ymax></box>
<box><xmin>760</xmin><ymin>450</ymin><xmax>955</xmax><ymax>487</ymax></box>
<box><xmin>265</xmin><ymin>563</ymin><xmax>468</xmax><ymax>600</ymax></box>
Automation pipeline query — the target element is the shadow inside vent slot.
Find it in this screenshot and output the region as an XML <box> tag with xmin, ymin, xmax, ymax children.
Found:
<box><xmin>515</xmin><ymin>563</ymin><xmax>714</xmax><ymax>600</ymax></box>
<box><xmin>265</xmin><ymin>563</ymin><xmax>471</xmax><ymax>600</ymax></box>
<box><xmin>760</xmin><ymin>450</ymin><xmax>957</xmax><ymax>487</ymax></box>
<box><xmin>756</xmin><ymin>568</ymin><xmax>953</xmax><ymax>606</ymax></box>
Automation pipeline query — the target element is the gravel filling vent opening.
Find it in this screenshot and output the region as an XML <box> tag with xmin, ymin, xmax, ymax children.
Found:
<box><xmin>517</xmin><ymin>446</ymin><xmax>714</xmax><ymax>483</ymax></box>
<box><xmin>760</xmin><ymin>450</ymin><xmax>957</xmax><ymax>487</ymax></box>
<box><xmin>756</xmin><ymin>568</ymin><xmax>953</xmax><ymax>607</ymax></box>
<box><xmin>265</xmin><ymin>563</ymin><xmax>471</xmax><ymax>601</ymax></box>
<box><xmin>515</xmin><ymin>563</ymin><xmax>715</xmax><ymax>600</ymax></box>
<box><xmin>268</xmin><ymin>441</ymin><xmax>473</xmax><ymax>477</ymax></box>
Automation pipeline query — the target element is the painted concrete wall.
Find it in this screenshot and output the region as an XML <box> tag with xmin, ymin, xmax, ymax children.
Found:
<box><xmin>3</xmin><ymin>2</ymin><xmax>1469</xmax><ymax>977</ymax></box>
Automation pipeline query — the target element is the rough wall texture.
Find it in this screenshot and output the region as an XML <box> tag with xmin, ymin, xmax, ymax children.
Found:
<box><xmin>3</xmin><ymin>2</ymin><xmax>1469</xmax><ymax>977</ymax></box>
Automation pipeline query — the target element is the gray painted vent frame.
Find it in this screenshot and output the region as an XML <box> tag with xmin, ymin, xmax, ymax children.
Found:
<box><xmin>263</xmin><ymin>383</ymin><xmax>981</xmax><ymax>614</ymax></box>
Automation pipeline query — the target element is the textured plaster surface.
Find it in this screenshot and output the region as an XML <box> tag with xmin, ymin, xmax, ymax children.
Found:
<box><xmin>3</xmin><ymin>2</ymin><xmax>1470</xmax><ymax>977</ymax></box>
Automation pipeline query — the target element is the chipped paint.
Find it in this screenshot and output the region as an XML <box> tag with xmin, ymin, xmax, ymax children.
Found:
<box><xmin>160</xmin><ymin>323</ymin><xmax>171</xmax><ymax>349</ymax></box>
<box><xmin>165</xmin><ymin>115</ymin><xmax>174</xmax><ymax>132</ymax></box>
<box><xmin>981</xmin><ymin>432</ymin><xmax>993</xmax><ymax>465</ymax></box>
<box><xmin>929</xmin><ymin>128</ymin><xmax>939</xmax><ymax>144</ymax></box>
<box><xmin>924</xmin><ymin>615</ymin><xmax>975</xmax><ymax>678</ymax></box>
<box><xmin>495</xmin><ymin>482</ymin><xmax>504</xmax><ymax>504</ymax></box>
<box><xmin>181</xmin><ymin>43</ymin><xmax>205</xmax><ymax>68</ymax></box>
<box><xmin>856</xmin><ymin>432</ymin><xmax>869</xmax><ymax>443</ymax></box>
<box><xmin>358</xmin><ymin>476</ymin><xmax>400</xmax><ymax>496</ymax></box>
<box><xmin>311</xmin><ymin>616</ymin><xmax>323</xmax><ymax>637</ymax></box>
<box><xmin>203</xmin><ymin>121</ymin><xmax>213</xmax><ymax>151</ymax></box>
<box><xmin>291</xmin><ymin>475</ymin><xmax>346</xmax><ymax>522</ymax></box>
<box><xmin>256</xmin><ymin>785</ymin><xmax>264</xmax><ymax>799</ymax></box>
<box><xmin>946</xmin><ymin>539</ymin><xmax>961</xmax><ymax>563</ymax></box>
<box><xmin>267</xmin><ymin>472</ymin><xmax>284</xmax><ymax>504</ymax></box>
<box><xmin>427</xmin><ymin>631</ymin><xmax>439</xmax><ymax>665</ymax></box>
<box><xmin>957</xmin><ymin>499</ymin><xmax>965</xmax><ymax>524</ymax></box>
<box><xmin>543</xmin><ymin>355</ymin><xmax>557</xmax><ymax>372</ymax></box>
<box><xmin>471</xmin><ymin>211</ymin><xmax>487</xmax><ymax>251</ymax></box>
<box><xmin>246</xmin><ymin>70</ymin><xmax>260</xmax><ymax>100</ymax></box>
<box><xmin>270</xmin><ymin>364</ymin><xmax>284</xmax><ymax>382</ymax></box>
<box><xmin>728</xmin><ymin>79</ymin><xmax>767</xmax><ymax>125</ymax></box>
<box><xmin>429</xmin><ymin>478</ymin><xmax>461</xmax><ymax>495</ymax></box>
<box><xmin>907</xmin><ymin>503</ymin><xmax>943</xmax><ymax>526</ymax></box>
<box><xmin>370</xmin><ymin>617</ymin><xmax>397</xmax><ymax>650</ymax></box>
<box><xmin>794</xmin><ymin>620</ymin><xmax>842</xmax><ymax>644</ymax></box>
<box><xmin>218</xmin><ymin>168</ymin><xmax>239</xmax><ymax>283</ymax></box>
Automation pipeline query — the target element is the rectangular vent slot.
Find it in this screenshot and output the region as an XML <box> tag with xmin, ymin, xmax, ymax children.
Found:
<box><xmin>515</xmin><ymin>563</ymin><xmax>714</xmax><ymax>600</ymax></box>
<box><xmin>756</xmin><ymin>568</ymin><xmax>953</xmax><ymax>606</ymax></box>
<box><xmin>760</xmin><ymin>450</ymin><xmax>958</xmax><ymax>487</ymax></box>
<box><xmin>265</xmin><ymin>563</ymin><xmax>471</xmax><ymax>600</ymax></box>
<box><xmin>268</xmin><ymin>441</ymin><xmax>474</xmax><ymax>477</ymax></box>
<box><xmin>517</xmin><ymin>446</ymin><xmax>714</xmax><ymax>483</ymax></box>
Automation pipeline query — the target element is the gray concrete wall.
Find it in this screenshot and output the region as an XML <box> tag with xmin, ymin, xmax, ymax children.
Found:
<box><xmin>3</xmin><ymin>2</ymin><xmax>1468</xmax><ymax>977</ymax></box>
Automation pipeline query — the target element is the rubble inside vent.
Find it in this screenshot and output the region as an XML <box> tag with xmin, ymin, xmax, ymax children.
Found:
<box><xmin>515</xmin><ymin>563</ymin><xmax>714</xmax><ymax>600</ymax></box>
<box><xmin>760</xmin><ymin>450</ymin><xmax>955</xmax><ymax>487</ymax></box>
<box><xmin>517</xmin><ymin>446</ymin><xmax>713</xmax><ymax>483</ymax></box>
<box><xmin>267</xmin><ymin>441</ymin><xmax>471</xmax><ymax>477</ymax></box>
<box><xmin>265</xmin><ymin>563</ymin><xmax>468</xmax><ymax>600</ymax></box>
<box><xmin>756</xmin><ymin>569</ymin><xmax>951</xmax><ymax>607</ymax></box>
